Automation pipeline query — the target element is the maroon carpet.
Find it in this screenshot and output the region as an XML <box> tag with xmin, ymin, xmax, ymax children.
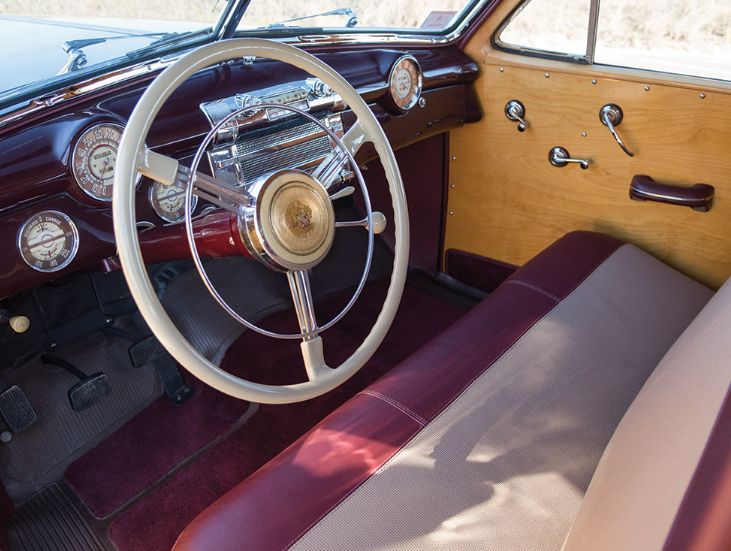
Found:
<box><xmin>69</xmin><ymin>280</ymin><xmax>466</xmax><ymax>550</ymax></box>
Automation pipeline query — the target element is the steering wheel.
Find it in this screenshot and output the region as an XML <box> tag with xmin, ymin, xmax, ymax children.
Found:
<box><xmin>112</xmin><ymin>39</ymin><xmax>409</xmax><ymax>404</ymax></box>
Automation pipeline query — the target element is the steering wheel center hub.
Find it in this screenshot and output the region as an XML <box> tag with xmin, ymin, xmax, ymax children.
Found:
<box><xmin>244</xmin><ymin>169</ymin><xmax>335</xmax><ymax>271</ymax></box>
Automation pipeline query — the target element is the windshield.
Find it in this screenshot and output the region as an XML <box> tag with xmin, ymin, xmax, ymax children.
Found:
<box><xmin>238</xmin><ymin>0</ymin><xmax>477</xmax><ymax>33</ymax></box>
<box><xmin>0</xmin><ymin>0</ymin><xmax>224</xmax><ymax>103</ymax></box>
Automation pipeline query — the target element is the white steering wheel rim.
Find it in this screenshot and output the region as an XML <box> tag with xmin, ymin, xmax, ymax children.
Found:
<box><xmin>112</xmin><ymin>38</ymin><xmax>409</xmax><ymax>404</ymax></box>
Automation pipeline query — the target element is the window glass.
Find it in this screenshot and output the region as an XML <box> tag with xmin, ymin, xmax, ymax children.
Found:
<box><xmin>238</xmin><ymin>0</ymin><xmax>475</xmax><ymax>33</ymax></box>
<box><xmin>595</xmin><ymin>0</ymin><xmax>731</xmax><ymax>81</ymax></box>
<box><xmin>497</xmin><ymin>0</ymin><xmax>591</xmax><ymax>56</ymax></box>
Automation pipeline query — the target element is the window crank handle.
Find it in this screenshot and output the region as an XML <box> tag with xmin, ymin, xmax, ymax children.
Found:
<box><xmin>600</xmin><ymin>103</ymin><xmax>635</xmax><ymax>157</ymax></box>
<box><xmin>505</xmin><ymin>100</ymin><xmax>528</xmax><ymax>132</ymax></box>
<box><xmin>549</xmin><ymin>146</ymin><xmax>589</xmax><ymax>169</ymax></box>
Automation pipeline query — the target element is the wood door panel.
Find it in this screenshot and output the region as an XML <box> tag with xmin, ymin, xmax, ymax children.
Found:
<box><xmin>446</xmin><ymin>62</ymin><xmax>731</xmax><ymax>288</ymax></box>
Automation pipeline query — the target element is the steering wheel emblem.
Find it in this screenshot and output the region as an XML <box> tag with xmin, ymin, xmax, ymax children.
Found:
<box><xmin>289</xmin><ymin>200</ymin><xmax>312</xmax><ymax>234</ymax></box>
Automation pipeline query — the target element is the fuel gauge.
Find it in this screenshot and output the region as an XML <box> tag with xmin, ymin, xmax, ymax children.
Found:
<box><xmin>149</xmin><ymin>179</ymin><xmax>197</xmax><ymax>223</ymax></box>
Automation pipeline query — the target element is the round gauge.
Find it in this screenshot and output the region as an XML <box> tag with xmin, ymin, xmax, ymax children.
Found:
<box><xmin>71</xmin><ymin>123</ymin><xmax>132</xmax><ymax>202</ymax></box>
<box><xmin>388</xmin><ymin>56</ymin><xmax>423</xmax><ymax>112</ymax></box>
<box><xmin>18</xmin><ymin>210</ymin><xmax>79</xmax><ymax>273</ymax></box>
<box><xmin>149</xmin><ymin>179</ymin><xmax>198</xmax><ymax>223</ymax></box>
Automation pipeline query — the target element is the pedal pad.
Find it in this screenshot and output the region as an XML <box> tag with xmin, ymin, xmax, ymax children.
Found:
<box><xmin>0</xmin><ymin>385</ymin><xmax>38</xmax><ymax>433</ymax></box>
<box><xmin>129</xmin><ymin>336</ymin><xmax>193</xmax><ymax>405</ymax></box>
<box><xmin>68</xmin><ymin>373</ymin><xmax>111</xmax><ymax>412</ymax></box>
<box><xmin>129</xmin><ymin>336</ymin><xmax>166</xmax><ymax>368</ymax></box>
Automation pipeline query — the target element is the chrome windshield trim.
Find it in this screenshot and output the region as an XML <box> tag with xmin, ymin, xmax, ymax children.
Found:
<box><xmin>0</xmin><ymin>0</ymin><xmax>490</xmax><ymax>129</ymax></box>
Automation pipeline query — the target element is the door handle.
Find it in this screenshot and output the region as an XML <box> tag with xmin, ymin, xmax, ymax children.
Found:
<box><xmin>630</xmin><ymin>175</ymin><xmax>714</xmax><ymax>212</ymax></box>
<box><xmin>549</xmin><ymin>146</ymin><xmax>589</xmax><ymax>169</ymax></box>
<box><xmin>600</xmin><ymin>104</ymin><xmax>635</xmax><ymax>157</ymax></box>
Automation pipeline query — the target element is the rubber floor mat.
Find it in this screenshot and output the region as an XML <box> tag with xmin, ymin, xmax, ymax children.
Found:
<box><xmin>7</xmin><ymin>482</ymin><xmax>107</xmax><ymax>551</ymax></box>
<box><xmin>0</xmin><ymin>334</ymin><xmax>160</xmax><ymax>495</ymax></box>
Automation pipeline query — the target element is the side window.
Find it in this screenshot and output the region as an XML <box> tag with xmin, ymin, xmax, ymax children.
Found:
<box><xmin>496</xmin><ymin>0</ymin><xmax>731</xmax><ymax>82</ymax></box>
<box><xmin>595</xmin><ymin>0</ymin><xmax>731</xmax><ymax>81</ymax></box>
<box><xmin>497</xmin><ymin>0</ymin><xmax>592</xmax><ymax>58</ymax></box>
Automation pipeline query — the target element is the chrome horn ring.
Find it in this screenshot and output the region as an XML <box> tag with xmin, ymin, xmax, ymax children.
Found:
<box><xmin>183</xmin><ymin>102</ymin><xmax>374</xmax><ymax>341</ymax></box>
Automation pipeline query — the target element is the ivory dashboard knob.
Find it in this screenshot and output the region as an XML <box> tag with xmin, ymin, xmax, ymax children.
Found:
<box><xmin>9</xmin><ymin>316</ymin><xmax>29</xmax><ymax>334</ymax></box>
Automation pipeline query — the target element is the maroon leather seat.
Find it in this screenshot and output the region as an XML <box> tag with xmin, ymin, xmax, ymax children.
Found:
<box><xmin>174</xmin><ymin>231</ymin><xmax>712</xmax><ymax>551</ymax></box>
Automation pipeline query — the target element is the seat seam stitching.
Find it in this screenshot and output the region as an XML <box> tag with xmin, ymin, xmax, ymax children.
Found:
<box><xmin>360</xmin><ymin>390</ymin><xmax>427</xmax><ymax>426</ymax></box>
<box><xmin>502</xmin><ymin>279</ymin><xmax>560</xmax><ymax>302</ymax></box>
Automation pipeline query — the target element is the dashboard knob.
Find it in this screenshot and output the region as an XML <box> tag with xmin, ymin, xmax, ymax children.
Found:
<box><xmin>9</xmin><ymin>315</ymin><xmax>29</xmax><ymax>333</ymax></box>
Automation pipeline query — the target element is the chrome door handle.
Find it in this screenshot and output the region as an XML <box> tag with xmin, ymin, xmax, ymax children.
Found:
<box><xmin>549</xmin><ymin>146</ymin><xmax>589</xmax><ymax>169</ymax></box>
<box><xmin>505</xmin><ymin>99</ymin><xmax>528</xmax><ymax>132</ymax></box>
<box><xmin>599</xmin><ymin>103</ymin><xmax>635</xmax><ymax>157</ymax></box>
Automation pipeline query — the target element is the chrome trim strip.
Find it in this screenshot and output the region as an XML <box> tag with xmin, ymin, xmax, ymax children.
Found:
<box><xmin>586</xmin><ymin>0</ymin><xmax>600</xmax><ymax>63</ymax></box>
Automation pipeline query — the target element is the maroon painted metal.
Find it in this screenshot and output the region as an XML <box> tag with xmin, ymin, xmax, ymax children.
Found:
<box><xmin>138</xmin><ymin>210</ymin><xmax>249</xmax><ymax>265</ymax></box>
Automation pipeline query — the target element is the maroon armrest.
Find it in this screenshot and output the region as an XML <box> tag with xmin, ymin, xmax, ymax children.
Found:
<box><xmin>630</xmin><ymin>175</ymin><xmax>714</xmax><ymax>212</ymax></box>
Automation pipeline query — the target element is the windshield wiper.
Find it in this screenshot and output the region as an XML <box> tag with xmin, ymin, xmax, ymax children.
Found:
<box><xmin>266</xmin><ymin>7</ymin><xmax>358</xmax><ymax>29</ymax></box>
<box><xmin>57</xmin><ymin>31</ymin><xmax>179</xmax><ymax>75</ymax></box>
<box><xmin>124</xmin><ymin>28</ymin><xmax>213</xmax><ymax>59</ymax></box>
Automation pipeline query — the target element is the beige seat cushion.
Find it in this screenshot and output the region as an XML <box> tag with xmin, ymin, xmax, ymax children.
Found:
<box><xmin>290</xmin><ymin>245</ymin><xmax>711</xmax><ymax>551</ymax></box>
<box><xmin>562</xmin><ymin>278</ymin><xmax>731</xmax><ymax>551</ymax></box>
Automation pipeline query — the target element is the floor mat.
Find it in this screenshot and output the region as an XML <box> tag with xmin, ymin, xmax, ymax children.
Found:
<box><xmin>64</xmin><ymin>230</ymin><xmax>394</xmax><ymax>519</ymax></box>
<box><xmin>106</xmin><ymin>280</ymin><xmax>469</xmax><ymax>551</ymax></box>
<box><xmin>0</xmin><ymin>334</ymin><xmax>160</xmax><ymax>497</ymax></box>
<box><xmin>7</xmin><ymin>482</ymin><xmax>108</xmax><ymax>551</ymax></box>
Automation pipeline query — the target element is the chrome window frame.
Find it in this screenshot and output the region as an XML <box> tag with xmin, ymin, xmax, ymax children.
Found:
<box><xmin>492</xmin><ymin>0</ymin><xmax>600</xmax><ymax>65</ymax></box>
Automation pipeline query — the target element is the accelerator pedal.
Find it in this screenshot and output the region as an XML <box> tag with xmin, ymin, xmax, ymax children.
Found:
<box><xmin>129</xmin><ymin>336</ymin><xmax>193</xmax><ymax>405</ymax></box>
<box><xmin>40</xmin><ymin>355</ymin><xmax>111</xmax><ymax>412</ymax></box>
<box><xmin>0</xmin><ymin>384</ymin><xmax>38</xmax><ymax>433</ymax></box>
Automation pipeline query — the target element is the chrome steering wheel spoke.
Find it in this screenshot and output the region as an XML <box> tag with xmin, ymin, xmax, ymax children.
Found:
<box><xmin>138</xmin><ymin>148</ymin><xmax>251</xmax><ymax>215</ymax></box>
<box><xmin>313</xmin><ymin>121</ymin><xmax>367</xmax><ymax>190</ymax></box>
<box><xmin>287</xmin><ymin>270</ymin><xmax>319</xmax><ymax>338</ymax></box>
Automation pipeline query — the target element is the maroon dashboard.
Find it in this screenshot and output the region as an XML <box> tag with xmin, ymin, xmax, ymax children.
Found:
<box><xmin>0</xmin><ymin>45</ymin><xmax>479</xmax><ymax>299</ymax></box>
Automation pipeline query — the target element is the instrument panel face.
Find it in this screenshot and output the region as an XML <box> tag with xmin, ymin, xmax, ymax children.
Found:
<box><xmin>18</xmin><ymin>210</ymin><xmax>79</xmax><ymax>273</ymax></box>
<box><xmin>149</xmin><ymin>179</ymin><xmax>197</xmax><ymax>223</ymax></box>
<box><xmin>71</xmin><ymin>122</ymin><xmax>126</xmax><ymax>202</ymax></box>
<box><xmin>388</xmin><ymin>56</ymin><xmax>423</xmax><ymax>112</ymax></box>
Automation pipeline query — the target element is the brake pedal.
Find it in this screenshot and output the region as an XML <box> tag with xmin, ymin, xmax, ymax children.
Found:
<box><xmin>129</xmin><ymin>337</ymin><xmax>193</xmax><ymax>405</ymax></box>
<box><xmin>41</xmin><ymin>355</ymin><xmax>112</xmax><ymax>412</ymax></box>
<box><xmin>0</xmin><ymin>385</ymin><xmax>37</xmax><ymax>433</ymax></box>
<box><xmin>68</xmin><ymin>373</ymin><xmax>111</xmax><ymax>412</ymax></box>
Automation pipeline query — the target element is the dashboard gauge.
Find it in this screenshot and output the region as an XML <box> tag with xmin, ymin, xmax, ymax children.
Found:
<box><xmin>71</xmin><ymin>123</ymin><xmax>132</xmax><ymax>202</ymax></box>
<box><xmin>387</xmin><ymin>56</ymin><xmax>423</xmax><ymax>112</ymax></box>
<box><xmin>149</xmin><ymin>179</ymin><xmax>197</xmax><ymax>223</ymax></box>
<box><xmin>18</xmin><ymin>210</ymin><xmax>79</xmax><ymax>273</ymax></box>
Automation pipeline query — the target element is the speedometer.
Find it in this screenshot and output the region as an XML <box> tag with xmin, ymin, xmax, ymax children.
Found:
<box><xmin>71</xmin><ymin>123</ymin><xmax>130</xmax><ymax>202</ymax></box>
<box><xmin>387</xmin><ymin>56</ymin><xmax>422</xmax><ymax>113</ymax></box>
<box><xmin>149</xmin><ymin>179</ymin><xmax>198</xmax><ymax>223</ymax></box>
<box><xmin>18</xmin><ymin>210</ymin><xmax>79</xmax><ymax>273</ymax></box>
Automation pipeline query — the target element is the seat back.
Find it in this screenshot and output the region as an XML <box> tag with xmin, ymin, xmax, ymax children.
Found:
<box><xmin>562</xmin><ymin>279</ymin><xmax>731</xmax><ymax>551</ymax></box>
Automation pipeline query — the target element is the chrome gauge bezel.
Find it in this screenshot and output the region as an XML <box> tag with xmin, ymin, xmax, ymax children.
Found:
<box><xmin>387</xmin><ymin>55</ymin><xmax>423</xmax><ymax>113</ymax></box>
<box><xmin>17</xmin><ymin>210</ymin><xmax>80</xmax><ymax>273</ymax></box>
<box><xmin>71</xmin><ymin>122</ymin><xmax>139</xmax><ymax>202</ymax></box>
<box><xmin>148</xmin><ymin>179</ymin><xmax>198</xmax><ymax>223</ymax></box>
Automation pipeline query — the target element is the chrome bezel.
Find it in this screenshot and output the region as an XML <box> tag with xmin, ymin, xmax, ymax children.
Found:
<box><xmin>17</xmin><ymin>210</ymin><xmax>80</xmax><ymax>273</ymax></box>
<box><xmin>148</xmin><ymin>179</ymin><xmax>198</xmax><ymax>223</ymax></box>
<box><xmin>71</xmin><ymin>122</ymin><xmax>140</xmax><ymax>203</ymax></box>
<box><xmin>387</xmin><ymin>55</ymin><xmax>423</xmax><ymax>112</ymax></box>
